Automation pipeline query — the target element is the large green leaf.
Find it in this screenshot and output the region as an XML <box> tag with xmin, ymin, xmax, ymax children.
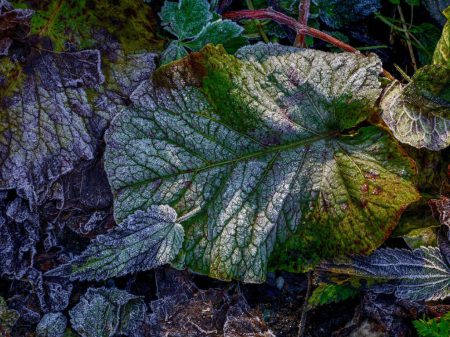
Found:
<box><xmin>380</xmin><ymin>65</ymin><xmax>450</xmax><ymax>151</ymax></box>
<box><xmin>433</xmin><ymin>6</ymin><xmax>450</xmax><ymax>65</ymax></box>
<box><xmin>105</xmin><ymin>44</ymin><xmax>419</xmax><ymax>282</ymax></box>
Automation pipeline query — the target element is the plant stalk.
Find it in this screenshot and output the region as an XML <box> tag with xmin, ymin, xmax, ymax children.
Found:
<box><xmin>397</xmin><ymin>4</ymin><xmax>417</xmax><ymax>71</ymax></box>
<box><xmin>297</xmin><ymin>271</ymin><xmax>313</xmax><ymax>337</ymax></box>
<box><xmin>295</xmin><ymin>0</ymin><xmax>310</xmax><ymax>47</ymax></box>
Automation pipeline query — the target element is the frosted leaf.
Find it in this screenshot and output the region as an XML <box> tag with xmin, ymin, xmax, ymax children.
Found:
<box><xmin>69</xmin><ymin>287</ymin><xmax>146</xmax><ymax>337</ymax></box>
<box><xmin>159</xmin><ymin>0</ymin><xmax>212</xmax><ymax>40</ymax></box>
<box><xmin>46</xmin><ymin>205</ymin><xmax>184</xmax><ymax>281</ymax></box>
<box><xmin>36</xmin><ymin>312</ymin><xmax>67</xmax><ymax>337</ymax></box>
<box><xmin>0</xmin><ymin>195</ymin><xmax>40</xmax><ymax>279</ymax></box>
<box><xmin>320</xmin><ymin>247</ymin><xmax>450</xmax><ymax>301</ymax></box>
<box><xmin>380</xmin><ymin>65</ymin><xmax>450</xmax><ymax>151</ymax></box>
<box><xmin>0</xmin><ymin>49</ymin><xmax>105</xmax><ymax>203</ymax></box>
<box><xmin>106</xmin><ymin>43</ymin><xmax>419</xmax><ymax>282</ymax></box>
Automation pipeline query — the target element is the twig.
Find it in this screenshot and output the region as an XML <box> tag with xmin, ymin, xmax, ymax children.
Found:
<box><xmin>297</xmin><ymin>271</ymin><xmax>313</xmax><ymax>337</ymax></box>
<box><xmin>223</xmin><ymin>8</ymin><xmax>395</xmax><ymax>81</ymax></box>
<box><xmin>295</xmin><ymin>0</ymin><xmax>310</xmax><ymax>47</ymax></box>
<box><xmin>397</xmin><ymin>4</ymin><xmax>417</xmax><ymax>71</ymax></box>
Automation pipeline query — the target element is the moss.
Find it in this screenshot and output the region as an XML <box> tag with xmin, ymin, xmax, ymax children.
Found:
<box><xmin>13</xmin><ymin>0</ymin><xmax>165</xmax><ymax>53</ymax></box>
<box><xmin>155</xmin><ymin>45</ymin><xmax>261</xmax><ymax>135</ymax></box>
<box><xmin>0</xmin><ymin>58</ymin><xmax>24</xmax><ymax>104</ymax></box>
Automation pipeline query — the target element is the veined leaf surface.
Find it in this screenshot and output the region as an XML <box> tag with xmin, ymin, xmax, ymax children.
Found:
<box><xmin>105</xmin><ymin>44</ymin><xmax>419</xmax><ymax>282</ymax></box>
<box><xmin>380</xmin><ymin>65</ymin><xmax>450</xmax><ymax>151</ymax></box>
<box><xmin>319</xmin><ymin>247</ymin><xmax>450</xmax><ymax>301</ymax></box>
<box><xmin>46</xmin><ymin>205</ymin><xmax>184</xmax><ymax>281</ymax></box>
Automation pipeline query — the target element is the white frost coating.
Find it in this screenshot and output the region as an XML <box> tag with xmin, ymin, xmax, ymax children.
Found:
<box><xmin>381</xmin><ymin>80</ymin><xmax>450</xmax><ymax>151</ymax></box>
<box><xmin>46</xmin><ymin>205</ymin><xmax>184</xmax><ymax>281</ymax></box>
<box><xmin>105</xmin><ymin>44</ymin><xmax>418</xmax><ymax>282</ymax></box>
<box><xmin>321</xmin><ymin>247</ymin><xmax>450</xmax><ymax>301</ymax></box>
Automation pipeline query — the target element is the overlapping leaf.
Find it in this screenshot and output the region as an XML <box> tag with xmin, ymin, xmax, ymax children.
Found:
<box><xmin>69</xmin><ymin>287</ymin><xmax>145</xmax><ymax>337</ymax></box>
<box><xmin>159</xmin><ymin>0</ymin><xmax>245</xmax><ymax>64</ymax></box>
<box><xmin>380</xmin><ymin>65</ymin><xmax>450</xmax><ymax>151</ymax></box>
<box><xmin>46</xmin><ymin>205</ymin><xmax>184</xmax><ymax>281</ymax></box>
<box><xmin>105</xmin><ymin>43</ymin><xmax>419</xmax><ymax>282</ymax></box>
<box><xmin>319</xmin><ymin>247</ymin><xmax>450</xmax><ymax>301</ymax></box>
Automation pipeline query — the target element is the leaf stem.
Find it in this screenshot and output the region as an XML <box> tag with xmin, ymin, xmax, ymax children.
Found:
<box><xmin>223</xmin><ymin>8</ymin><xmax>395</xmax><ymax>81</ymax></box>
<box><xmin>297</xmin><ymin>271</ymin><xmax>313</xmax><ymax>337</ymax></box>
<box><xmin>295</xmin><ymin>0</ymin><xmax>310</xmax><ymax>47</ymax></box>
<box><xmin>397</xmin><ymin>4</ymin><xmax>417</xmax><ymax>71</ymax></box>
<box><xmin>245</xmin><ymin>0</ymin><xmax>270</xmax><ymax>43</ymax></box>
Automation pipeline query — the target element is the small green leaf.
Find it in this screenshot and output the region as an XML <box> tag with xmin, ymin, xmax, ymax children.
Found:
<box><xmin>69</xmin><ymin>287</ymin><xmax>145</xmax><ymax>337</ymax></box>
<box><xmin>406</xmin><ymin>0</ymin><xmax>420</xmax><ymax>6</ymax></box>
<box><xmin>46</xmin><ymin>205</ymin><xmax>184</xmax><ymax>281</ymax></box>
<box><xmin>183</xmin><ymin>20</ymin><xmax>245</xmax><ymax>51</ymax></box>
<box><xmin>161</xmin><ymin>41</ymin><xmax>189</xmax><ymax>65</ymax></box>
<box><xmin>159</xmin><ymin>0</ymin><xmax>212</xmax><ymax>40</ymax></box>
<box><xmin>308</xmin><ymin>283</ymin><xmax>359</xmax><ymax>308</ymax></box>
<box><xmin>413</xmin><ymin>312</ymin><xmax>450</xmax><ymax>337</ymax></box>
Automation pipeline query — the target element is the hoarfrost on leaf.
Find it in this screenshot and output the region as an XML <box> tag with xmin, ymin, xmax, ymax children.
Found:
<box><xmin>105</xmin><ymin>43</ymin><xmax>419</xmax><ymax>282</ymax></box>
<box><xmin>158</xmin><ymin>0</ymin><xmax>245</xmax><ymax>64</ymax></box>
<box><xmin>69</xmin><ymin>287</ymin><xmax>146</xmax><ymax>337</ymax></box>
<box><xmin>36</xmin><ymin>312</ymin><xmax>67</xmax><ymax>337</ymax></box>
<box><xmin>46</xmin><ymin>205</ymin><xmax>184</xmax><ymax>281</ymax></box>
<box><xmin>0</xmin><ymin>49</ymin><xmax>105</xmax><ymax>204</ymax></box>
<box><xmin>380</xmin><ymin>65</ymin><xmax>450</xmax><ymax>151</ymax></box>
<box><xmin>319</xmin><ymin>247</ymin><xmax>450</xmax><ymax>301</ymax></box>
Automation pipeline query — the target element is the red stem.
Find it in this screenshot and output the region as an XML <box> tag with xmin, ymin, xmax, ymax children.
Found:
<box><xmin>223</xmin><ymin>8</ymin><xmax>395</xmax><ymax>80</ymax></box>
<box><xmin>295</xmin><ymin>0</ymin><xmax>310</xmax><ymax>47</ymax></box>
